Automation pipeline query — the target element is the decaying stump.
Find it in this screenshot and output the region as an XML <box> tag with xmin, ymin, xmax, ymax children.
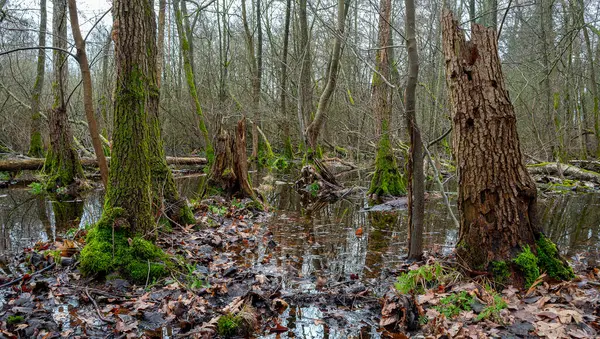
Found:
<box><xmin>208</xmin><ymin>117</ymin><xmax>256</xmax><ymax>199</ymax></box>
<box><xmin>295</xmin><ymin>158</ymin><xmax>342</xmax><ymax>203</ymax></box>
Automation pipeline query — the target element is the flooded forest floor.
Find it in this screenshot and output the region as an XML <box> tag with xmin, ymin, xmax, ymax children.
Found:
<box><xmin>1</xmin><ymin>167</ymin><xmax>600</xmax><ymax>338</ymax></box>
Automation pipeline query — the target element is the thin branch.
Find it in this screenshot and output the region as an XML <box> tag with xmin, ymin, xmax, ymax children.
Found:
<box><xmin>0</xmin><ymin>46</ymin><xmax>79</xmax><ymax>61</ymax></box>
<box><xmin>427</xmin><ymin>127</ymin><xmax>452</xmax><ymax>148</ymax></box>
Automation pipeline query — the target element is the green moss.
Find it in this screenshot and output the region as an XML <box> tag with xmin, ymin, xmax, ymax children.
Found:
<box><xmin>28</xmin><ymin>131</ymin><xmax>44</xmax><ymax>158</ymax></box>
<box><xmin>536</xmin><ymin>235</ymin><xmax>574</xmax><ymax>281</ymax></box>
<box><xmin>217</xmin><ymin>314</ymin><xmax>240</xmax><ymax>337</ymax></box>
<box><xmin>178</xmin><ymin>204</ymin><xmax>196</xmax><ymax>225</ymax></box>
<box><xmin>514</xmin><ymin>246</ymin><xmax>540</xmax><ymax>289</ymax></box>
<box><xmin>80</xmin><ymin>208</ymin><xmax>168</xmax><ymax>284</ymax></box>
<box><xmin>368</xmin><ymin>130</ymin><xmax>405</xmax><ymax>196</ymax></box>
<box><xmin>283</xmin><ymin>137</ymin><xmax>294</xmax><ymax>159</ymax></box>
<box><xmin>7</xmin><ymin>315</ymin><xmax>24</xmax><ymax>325</ymax></box>
<box><xmin>491</xmin><ymin>261</ymin><xmax>510</xmax><ymax>284</ymax></box>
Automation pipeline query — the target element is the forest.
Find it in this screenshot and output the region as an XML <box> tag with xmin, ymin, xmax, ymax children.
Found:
<box><xmin>0</xmin><ymin>0</ymin><xmax>600</xmax><ymax>337</ymax></box>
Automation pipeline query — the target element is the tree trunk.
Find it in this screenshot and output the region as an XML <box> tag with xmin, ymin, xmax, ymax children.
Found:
<box><xmin>45</xmin><ymin>0</ymin><xmax>84</xmax><ymax>189</ymax></box>
<box><xmin>209</xmin><ymin>118</ymin><xmax>256</xmax><ymax>199</ymax></box>
<box><xmin>304</xmin><ymin>0</ymin><xmax>350</xmax><ymax>150</ymax></box>
<box><xmin>149</xmin><ymin>0</ymin><xmax>194</xmax><ymax>225</ymax></box>
<box><xmin>279</xmin><ymin>0</ymin><xmax>293</xmax><ymax>158</ymax></box>
<box><xmin>368</xmin><ymin>0</ymin><xmax>405</xmax><ymax>198</ymax></box>
<box><xmin>442</xmin><ymin>10</ymin><xmax>572</xmax><ymax>285</ymax></box>
<box><xmin>67</xmin><ymin>0</ymin><xmax>109</xmax><ymax>188</ymax></box>
<box><xmin>28</xmin><ymin>0</ymin><xmax>46</xmax><ymax>158</ymax></box>
<box><xmin>405</xmin><ymin>0</ymin><xmax>424</xmax><ymax>260</ymax></box>
<box><xmin>80</xmin><ymin>0</ymin><xmax>169</xmax><ymax>284</ymax></box>
<box><xmin>241</xmin><ymin>0</ymin><xmax>261</xmax><ymax>159</ymax></box>
<box><xmin>297</xmin><ymin>0</ymin><xmax>312</xmax><ymax>146</ymax></box>
<box><xmin>173</xmin><ymin>0</ymin><xmax>213</xmax><ymax>160</ymax></box>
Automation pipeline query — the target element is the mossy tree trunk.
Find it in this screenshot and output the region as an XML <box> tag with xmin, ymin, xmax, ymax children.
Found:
<box><xmin>45</xmin><ymin>0</ymin><xmax>84</xmax><ymax>190</ymax></box>
<box><xmin>81</xmin><ymin>0</ymin><xmax>167</xmax><ymax>283</ymax></box>
<box><xmin>28</xmin><ymin>0</ymin><xmax>46</xmax><ymax>158</ymax></box>
<box><xmin>368</xmin><ymin>0</ymin><xmax>405</xmax><ymax>199</ymax></box>
<box><xmin>149</xmin><ymin>0</ymin><xmax>194</xmax><ymax>225</ymax></box>
<box><xmin>173</xmin><ymin>0</ymin><xmax>213</xmax><ymax>161</ymax></box>
<box><xmin>442</xmin><ymin>10</ymin><xmax>573</xmax><ymax>286</ymax></box>
<box><xmin>304</xmin><ymin>0</ymin><xmax>350</xmax><ymax>151</ymax></box>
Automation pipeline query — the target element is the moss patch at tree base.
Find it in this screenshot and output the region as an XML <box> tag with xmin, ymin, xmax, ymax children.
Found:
<box><xmin>368</xmin><ymin>132</ymin><xmax>405</xmax><ymax>197</ymax></box>
<box><xmin>80</xmin><ymin>208</ymin><xmax>169</xmax><ymax>284</ymax></box>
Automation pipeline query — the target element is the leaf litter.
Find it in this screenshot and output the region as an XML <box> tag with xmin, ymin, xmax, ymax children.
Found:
<box><xmin>0</xmin><ymin>197</ymin><xmax>599</xmax><ymax>338</ymax></box>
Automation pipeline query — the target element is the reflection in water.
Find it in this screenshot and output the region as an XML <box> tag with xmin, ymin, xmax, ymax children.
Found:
<box><xmin>261</xmin><ymin>305</ymin><xmax>378</xmax><ymax>339</ymax></box>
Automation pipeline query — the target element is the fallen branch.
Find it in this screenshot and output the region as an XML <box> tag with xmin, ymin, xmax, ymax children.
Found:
<box><xmin>0</xmin><ymin>156</ymin><xmax>207</xmax><ymax>172</ymax></box>
<box><xmin>528</xmin><ymin>162</ymin><xmax>600</xmax><ymax>184</ymax></box>
<box><xmin>0</xmin><ymin>262</ymin><xmax>56</xmax><ymax>289</ymax></box>
<box><xmin>85</xmin><ymin>287</ymin><xmax>116</xmax><ymax>323</ymax></box>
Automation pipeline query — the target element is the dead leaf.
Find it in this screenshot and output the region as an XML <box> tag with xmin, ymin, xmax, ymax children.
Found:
<box><xmin>534</xmin><ymin>321</ymin><xmax>566</xmax><ymax>339</ymax></box>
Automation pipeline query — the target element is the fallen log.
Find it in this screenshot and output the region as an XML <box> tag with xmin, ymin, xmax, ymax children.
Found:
<box><xmin>527</xmin><ymin>162</ymin><xmax>600</xmax><ymax>184</ymax></box>
<box><xmin>0</xmin><ymin>156</ymin><xmax>207</xmax><ymax>172</ymax></box>
<box><xmin>569</xmin><ymin>160</ymin><xmax>600</xmax><ymax>173</ymax></box>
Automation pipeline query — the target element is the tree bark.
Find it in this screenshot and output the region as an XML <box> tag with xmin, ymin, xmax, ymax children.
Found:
<box><xmin>442</xmin><ymin>9</ymin><xmax>539</xmax><ymax>272</ymax></box>
<box><xmin>405</xmin><ymin>0</ymin><xmax>424</xmax><ymax>260</ymax></box>
<box><xmin>304</xmin><ymin>0</ymin><xmax>350</xmax><ymax>150</ymax></box>
<box><xmin>45</xmin><ymin>0</ymin><xmax>84</xmax><ymax>189</ymax></box>
<box><xmin>368</xmin><ymin>0</ymin><xmax>405</xmax><ymax>199</ymax></box>
<box><xmin>173</xmin><ymin>0</ymin><xmax>213</xmax><ymax>160</ymax></box>
<box><xmin>149</xmin><ymin>0</ymin><xmax>194</xmax><ymax>225</ymax></box>
<box><xmin>67</xmin><ymin>0</ymin><xmax>109</xmax><ymax>188</ymax></box>
<box><xmin>104</xmin><ymin>0</ymin><xmax>155</xmax><ymax>232</ymax></box>
<box><xmin>297</xmin><ymin>0</ymin><xmax>312</xmax><ymax>146</ymax></box>
<box><xmin>28</xmin><ymin>0</ymin><xmax>46</xmax><ymax>158</ymax></box>
<box><xmin>279</xmin><ymin>0</ymin><xmax>292</xmax><ymax>157</ymax></box>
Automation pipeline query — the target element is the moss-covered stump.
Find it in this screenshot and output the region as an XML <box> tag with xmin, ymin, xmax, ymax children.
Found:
<box><xmin>369</xmin><ymin>132</ymin><xmax>405</xmax><ymax>197</ymax></box>
<box><xmin>80</xmin><ymin>209</ymin><xmax>169</xmax><ymax>284</ymax></box>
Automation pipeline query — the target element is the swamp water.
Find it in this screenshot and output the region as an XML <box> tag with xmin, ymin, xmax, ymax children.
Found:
<box><xmin>1</xmin><ymin>173</ymin><xmax>600</xmax><ymax>338</ymax></box>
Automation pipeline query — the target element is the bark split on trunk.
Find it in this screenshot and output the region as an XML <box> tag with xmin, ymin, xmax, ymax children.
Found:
<box><xmin>442</xmin><ymin>9</ymin><xmax>539</xmax><ymax>271</ymax></box>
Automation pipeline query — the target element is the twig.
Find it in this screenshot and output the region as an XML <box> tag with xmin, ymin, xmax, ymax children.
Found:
<box><xmin>422</xmin><ymin>142</ymin><xmax>459</xmax><ymax>229</ymax></box>
<box><xmin>0</xmin><ymin>262</ymin><xmax>56</xmax><ymax>289</ymax></box>
<box><xmin>85</xmin><ymin>287</ymin><xmax>116</xmax><ymax>323</ymax></box>
<box><xmin>427</xmin><ymin>127</ymin><xmax>452</xmax><ymax>148</ymax></box>
<box><xmin>145</xmin><ymin>260</ymin><xmax>151</xmax><ymax>290</ymax></box>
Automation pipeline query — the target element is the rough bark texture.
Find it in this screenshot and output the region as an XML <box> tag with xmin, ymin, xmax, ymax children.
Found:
<box><xmin>209</xmin><ymin>118</ymin><xmax>256</xmax><ymax>199</ymax></box>
<box><xmin>104</xmin><ymin>0</ymin><xmax>155</xmax><ymax>232</ymax></box>
<box><xmin>45</xmin><ymin>0</ymin><xmax>84</xmax><ymax>189</ymax></box>
<box><xmin>442</xmin><ymin>10</ymin><xmax>539</xmax><ymax>270</ymax></box>
<box><xmin>28</xmin><ymin>0</ymin><xmax>46</xmax><ymax>158</ymax></box>
<box><xmin>405</xmin><ymin>0</ymin><xmax>424</xmax><ymax>260</ymax></box>
<box><xmin>68</xmin><ymin>0</ymin><xmax>109</xmax><ymax>188</ymax></box>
